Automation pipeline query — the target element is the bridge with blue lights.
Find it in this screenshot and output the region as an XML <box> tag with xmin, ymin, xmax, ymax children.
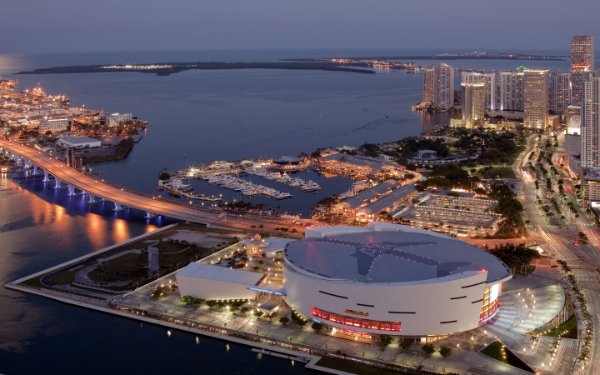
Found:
<box><xmin>0</xmin><ymin>139</ymin><xmax>312</xmax><ymax>234</ymax></box>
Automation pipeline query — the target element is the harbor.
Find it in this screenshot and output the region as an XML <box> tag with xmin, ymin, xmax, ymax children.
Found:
<box><xmin>204</xmin><ymin>174</ymin><xmax>293</xmax><ymax>200</ymax></box>
<box><xmin>159</xmin><ymin>157</ymin><xmax>322</xmax><ymax>202</ymax></box>
<box><xmin>245</xmin><ymin>166</ymin><xmax>320</xmax><ymax>192</ymax></box>
<box><xmin>0</xmin><ymin>50</ymin><xmax>436</xmax><ymax>374</ymax></box>
<box><xmin>157</xmin><ymin>177</ymin><xmax>222</xmax><ymax>201</ymax></box>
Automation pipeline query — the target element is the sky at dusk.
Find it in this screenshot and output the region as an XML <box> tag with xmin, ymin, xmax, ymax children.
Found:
<box><xmin>2</xmin><ymin>0</ymin><xmax>600</xmax><ymax>53</ymax></box>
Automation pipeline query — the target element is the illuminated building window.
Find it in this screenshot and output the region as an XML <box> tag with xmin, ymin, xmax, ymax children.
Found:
<box><xmin>479</xmin><ymin>286</ymin><xmax>500</xmax><ymax>323</ymax></box>
<box><xmin>311</xmin><ymin>307</ymin><xmax>401</xmax><ymax>332</ymax></box>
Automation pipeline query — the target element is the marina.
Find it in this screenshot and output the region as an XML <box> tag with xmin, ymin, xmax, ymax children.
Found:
<box><xmin>157</xmin><ymin>177</ymin><xmax>222</xmax><ymax>201</ymax></box>
<box><xmin>0</xmin><ymin>49</ymin><xmax>436</xmax><ymax>375</ymax></box>
<box><xmin>204</xmin><ymin>174</ymin><xmax>292</xmax><ymax>200</ymax></box>
<box><xmin>244</xmin><ymin>167</ymin><xmax>321</xmax><ymax>192</ymax></box>
<box><xmin>161</xmin><ymin>158</ymin><xmax>322</xmax><ymax>201</ymax></box>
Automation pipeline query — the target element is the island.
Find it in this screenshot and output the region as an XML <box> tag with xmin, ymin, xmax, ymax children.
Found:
<box><xmin>18</xmin><ymin>61</ymin><xmax>376</xmax><ymax>76</ymax></box>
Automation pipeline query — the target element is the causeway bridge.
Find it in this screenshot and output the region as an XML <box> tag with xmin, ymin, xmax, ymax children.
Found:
<box><xmin>0</xmin><ymin>140</ymin><xmax>313</xmax><ymax>235</ymax></box>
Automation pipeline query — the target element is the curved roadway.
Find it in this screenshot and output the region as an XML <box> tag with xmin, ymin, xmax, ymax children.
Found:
<box><xmin>0</xmin><ymin>140</ymin><xmax>314</xmax><ymax>235</ymax></box>
<box><xmin>514</xmin><ymin>134</ymin><xmax>599</xmax><ymax>375</ymax></box>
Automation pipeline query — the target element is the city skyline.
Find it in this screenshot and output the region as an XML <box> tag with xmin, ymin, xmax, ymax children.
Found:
<box><xmin>3</xmin><ymin>0</ymin><xmax>600</xmax><ymax>369</ymax></box>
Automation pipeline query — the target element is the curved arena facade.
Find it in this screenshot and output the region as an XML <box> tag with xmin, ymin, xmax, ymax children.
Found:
<box><xmin>283</xmin><ymin>223</ymin><xmax>512</xmax><ymax>337</ymax></box>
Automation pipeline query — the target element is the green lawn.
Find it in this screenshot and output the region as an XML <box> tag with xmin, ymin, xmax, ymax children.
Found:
<box><xmin>315</xmin><ymin>357</ymin><xmax>407</xmax><ymax>375</ymax></box>
<box><xmin>20</xmin><ymin>223</ymin><xmax>243</xmax><ymax>293</ymax></box>
<box><xmin>157</xmin><ymin>240</ymin><xmax>189</xmax><ymax>253</ymax></box>
<box><xmin>481</xmin><ymin>341</ymin><xmax>534</xmax><ymax>373</ymax></box>
<box><xmin>506</xmin><ymin>145</ymin><xmax>526</xmax><ymax>165</ymax></box>
<box><xmin>160</xmin><ymin>246</ymin><xmax>198</xmax><ymax>268</ymax></box>
<box><xmin>151</xmin><ymin>223</ymin><xmax>242</xmax><ymax>239</ymax></box>
<box><xmin>478</xmin><ymin>166</ymin><xmax>516</xmax><ymax>179</ymax></box>
<box><xmin>481</xmin><ymin>340</ymin><xmax>505</xmax><ymax>362</ymax></box>
<box><xmin>21</xmin><ymin>276</ymin><xmax>44</xmax><ymax>289</ymax></box>
<box><xmin>543</xmin><ymin>316</ymin><xmax>578</xmax><ymax>339</ymax></box>
<box><xmin>88</xmin><ymin>252</ymin><xmax>148</xmax><ymax>282</ymax></box>
<box><xmin>48</xmin><ymin>269</ymin><xmax>77</xmax><ymax>285</ymax></box>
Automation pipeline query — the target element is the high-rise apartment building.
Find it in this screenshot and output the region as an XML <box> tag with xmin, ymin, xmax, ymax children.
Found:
<box><xmin>572</xmin><ymin>35</ymin><xmax>595</xmax><ymax>71</ymax></box>
<box><xmin>423</xmin><ymin>69</ymin><xmax>435</xmax><ymax>103</ymax></box>
<box><xmin>523</xmin><ymin>70</ymin><xmax>549</xmax><ymax>130</ymax></box>
<box><xmin>582</xmin><ymin>73</ymin><xmax>600</xmax><ymax>168</ymax></box>
<box><xmin>549</xmin><ymin>72</ymin><xmax>571</xmax><ymax>115</ymax></box>
<box><xmin>461</xmin><ymin>82</ymin><xmax>486</xmax><ymax>125</ymax></box>
<box><xmin>565</xmin><ymin>105</ymin><xmax>582</xmax><ymax>167</ymax></box>
<box><xmin>422</xmin><ymin>64</ymin><xmax>455</xmax><ymax>110</ymax></box>
<box><xmin>567</xmin><ymin>105</ymin><xmax>583</xmax><ymax>135</ymax></box>
<box><xmin>461</xmin><ymin>72</ymin><xmax>496</xmax><ymax>111</ymax></box>
<box><xmin>571</xmin><ymin>35</ymin><xmax>595</xmax><ymax>105</ymax></box>
<box><xmin>498</xmin><ymin>71</ymin><xmax>524</xmax><ymax>111</ymax></box>
<box><xmin>572</xmin><ymin>72</ymin><xmax>588</xmax><ymax>106</ymax></box>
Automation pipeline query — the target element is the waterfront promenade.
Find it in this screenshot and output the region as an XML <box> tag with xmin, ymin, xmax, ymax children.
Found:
<box><xmin>6</xmin><ymin>263</ymin><xmax>553</xmax><ymax>375</ymax></box>
<box><xmin>0</xmin><ymin>139</ymin><xmax>314</xmax><ymax>234</ymax></box>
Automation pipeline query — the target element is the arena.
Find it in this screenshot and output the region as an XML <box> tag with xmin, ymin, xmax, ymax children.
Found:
<box><xmin>283</xmin><ymin>223</ymin><xmax>512</xmax><ymax>338</ymax></box>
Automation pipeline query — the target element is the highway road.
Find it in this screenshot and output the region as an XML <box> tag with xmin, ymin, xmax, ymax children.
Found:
<box><xmin>514</xmin><ymin>133</ymin><xmax>599</xmax><ymax>375</ymax></box>
<box><xmin>0</xmin><ymin>140</ymin><xmax>316</xmax><ymax>235</ymax></box>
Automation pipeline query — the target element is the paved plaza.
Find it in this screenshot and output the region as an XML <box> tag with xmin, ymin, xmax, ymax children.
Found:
<box><xmin>110</xmin><ymin>269</ymin><xmax>572</xmax><ymax>375</ymax></box>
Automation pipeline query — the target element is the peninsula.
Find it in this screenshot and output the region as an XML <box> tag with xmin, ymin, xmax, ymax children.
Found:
<box><xmin>19</xmin><ymin>61</ymin><xmax>376</xmax><ymax>76</ymax></box>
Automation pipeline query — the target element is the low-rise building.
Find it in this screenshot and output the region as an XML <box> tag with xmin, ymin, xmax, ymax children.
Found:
<box><xmin>393</xmin><ymin>193</ymin><xmax>501</xmax><ymax>237</ymax></box>
<box><xmin>105</xmin><ymin>112</ymin><xmax>133</xmax><ymax>127</ymax></box>
<box><xmin>40</xmin><ymin>118</ymin><xmax>69</xmax><ymax>133</ymax></box>
<box><xmin>57</xmin><ymin>135</ymin><xmax>102</xmax><ymax>149</ymax></box>
<box><xmin>317</xmin><ymin>152</ymin><xmax>404</xmax><ymax>180</ymax></box>
<box><xmin>174</xmin><ymin>223</ymin><xmax>513</xmax><ymax>341</ymax></box>
<box><xmin>355</xmin><ymin>184</ymin><xmax>417</xmax><ymax>221</ymax></box>
<box><xmin>334</xmin><ymin>182</ymin><xmax>418</xmax><ymax>222</ymax></box>
<box><xmin>335</xmin><ymin>181</ymin><xmax>395</xmax><ymax>213</ymax></box>
<box><xmin>547</xmin><ymin>115</ymin><xmax>560</xmax><ymax>131</ymax></box>
<box><xmin>176</xmin><ymin>262</ymin><xmax>265</xmax><ymax>301</ymax></box>
<box><xmin>582</xmin><ymin>167</ymin><xmax>600</xmax><ymax>205</ymax></box>
<box><xmin>407</xmin><ymin>149</ymin><xmax>477</xmax><ymax>165</ymax></box>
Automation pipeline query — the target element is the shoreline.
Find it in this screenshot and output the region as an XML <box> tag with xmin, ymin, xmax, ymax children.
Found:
<box><xmin>6</xmin><ymin>244</ymin><xmax>561</xmax><ymax>375</ymax></box>
<box><xmin>18</xmin><ymin>62</ymin><xmax>376</xmax><ymax>76</ymax></box>
<box><xmin>284</xmin><ymin>52</ymin><xmax>567</xmax><ymax>62</ymax></box>
<box><xmin>5</xmin><ymin>245</ymin><xmax>433</xmax><ymax>375</ymax></box>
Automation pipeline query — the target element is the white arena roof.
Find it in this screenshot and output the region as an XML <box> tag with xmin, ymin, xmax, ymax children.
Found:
<box><xmin>284</xmin><ymin>228</ymin><xmax>511</xmax><ymax>284</ymax></box>
<box><xmin>59</xmin><ymin>135</ymin><xmax>100</xmax><ymax>145</ymax></box>
<box><xmin>178</xmin><ymin>262</ymin><xmax>264</xmax><ymax>286</ymax></box>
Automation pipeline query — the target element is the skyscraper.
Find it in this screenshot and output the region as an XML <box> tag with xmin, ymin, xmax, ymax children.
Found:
<box><xmin>461</xmin><ymin>71</ymin><xmax>496</xmax><ymax>111</ymax></box>
<box><xmin>422</xmin><ymin>63</ymin><xmax>455</xmax><ymax>110</ymax></box>
<box><xmin>567</xmin><ymin>105</ymin><xmax>583</xmax><ymax>135</ymax></box>
<box><xmin>571</xmin><ymin>35</ymin><xmax>595</xmax><ymax>105</ymax></box>
<box><xmin>565</xmin><ymin>105</ymin><xmax>582</xmax><ymax>168</ymax></box>
<box><xmin>581</xmin><ymin>74</ymin><xmax>600</xmax><ymax>168</ymax></box>
<box><xmin>461</xmin><ymin>82</ymin><xmax>486</xmax><ymax>125</ymax></box>
<box><xmin>498</xmin><ymin>71</ymin><xmax>524</xmax><ymax>111</ymax></box>
<box><xmin>572</xmin><ymin>35</ymin><xmax>595</xmax><ymax>71</ymax></box>
<box><xmin>523</xmin><ymin>70</ymin><xmax>549</xmax><ymax>130</ymax></box>
<box><xmin>423</xmin><ymin>69</ymin><xmax>435</xmax><ymax>103</ymax></box>
<box><xmin>549</xmin><ymin>72</ymin><xmax>571</xmax><ymax>115</ymax></box>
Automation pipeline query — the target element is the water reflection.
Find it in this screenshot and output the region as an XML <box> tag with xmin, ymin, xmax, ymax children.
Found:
<box><xmin>145</xmin><ymin>224</ymin><xmax>159</xmax><ymax>233</ymax></box>
<box><xmin>87</xmin><ymin>214</ymin><xmax>107</xmax><ymax>249</ymax></box>
<box><xmin>0</xmin><ymin>177</ymin><xmax>157</xmax><ymax>353</ymax></box>
<box><xmin>420</xmin><ymin>112</ymin><xmax>451</xmax><ymax>136</ymax></box>
<box><xmin>113</xmin><ymin>219</ymin><xmax>130</xmax><ymax>243</ymax></box>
